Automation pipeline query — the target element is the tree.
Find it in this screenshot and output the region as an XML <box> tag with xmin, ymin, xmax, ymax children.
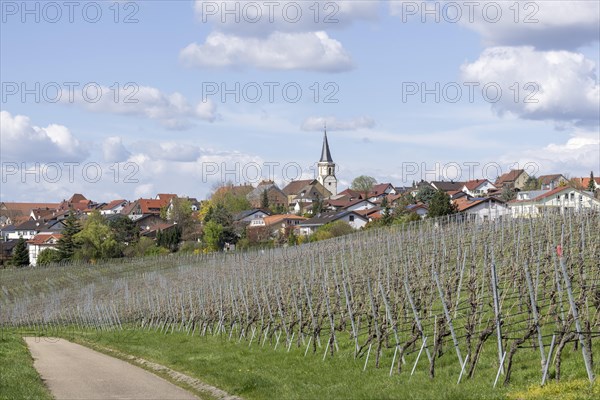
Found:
<box><xmin>74</xmin><ymin>211</ymin><xmax>120</xmax><ymax>261</ymax></box>
<box><xmin>204</xmin><ymin>204</ymin><xmax>237</xmax><ymax>245</ymax></box>
<box><xmin>501</xmin><ymin>186</ymin><xmax>516</xmax><ymax>202</ymax></box>
<box><xmin>108</xmin><ymin>215</ymin><xmax>139</xmax><ymax>244</ymax></box>
<box><xmin>427</xmin><ymin>190</ymin><xmax>457</xmax><ymax>218</ymax></box>
<box><xmin>56</xmin><ymin>211</ymin><xmax>81</xmax><ymax>261</ymax></box>
<box><xmin>261</xmin><ymin>189</ymin><xmax>269</xmax><ymax>209</ymax></box>
<box><xmin>203</xmin><ymin>220</ymin><xmax>224</xmax><ymax>252</ymax></box>
<box><xmin>37</xmin><ymin>248</ymin><xmax>61</xmax><ymax>266</ymax></box>
<box><xmin>416</xmin><ymin>185</ymin><xmax>436</xmax><ymax>204</ymax></box>
<box><xmin>523</xmin><ymin>176</ymin><xmax>539</xmax><ymax>191</ymax></box>
<box><xmin>351</xmin><ymin>175</ymin><xmax>377</xmax><ymax>199</ymax></box>
<box><xmin>11</xmin><ymin>238</ymin><xmax>29</xmax><ymax>267</ymax></box>
<box><xmin>587</xmin><ymin>171</ymin><xmax>596</xmax><ymax>192</ymax></box>
<box><xmin>381</xmin><ymin>197</ymin><xmax>393</xmax><ymax>226</ymax></box>
<box><xmin>311</xmin><ymin>198</ymin><xmax>324</xmax><ymax>215</ymax></box>
<box><xmin>156</xmin><ymin>226</ymin><xmax>182</xmax><ymax>252</ymax></box>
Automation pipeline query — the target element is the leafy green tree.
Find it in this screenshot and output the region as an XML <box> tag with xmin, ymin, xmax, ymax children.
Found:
<box><xmin>74</xmin><ymin>211</ymin><xmax>120</xmax><ymax>261</ymax></box>
<box><xmin>11</xmin><ymin>238</ymin><xmax>30</xmax><ymax>267</ymax></box>
<box><xmin>156</xmin><ymin>225</ymin><xmax>182</xmax><ymax>252</ymax></box>
<box><xmin>381</xmin><ymin>197</ymin><xmax>393</xmax><ymax>226</ymax></box>
<box><xmin>56</xmin><ymin>211</ymin><xmax>81</xmax><ymax>261</ymax></box>
<box><xmin>204</xmin><ymin>204</ymin><xmax>237</xmax><ymax>245</ymax></box>
<box><xmin>501</xmin><ymin>186</ymin><xmax>517</xmax><ymax>202</ymax></box>
<box><xmin>108</xmin><ymin>215</ymin><xmax>139</xmax><ymax>244</ymax></box>
<box><xmin>168</xmin><ymin>198</ymin><xmax>195</xmax><ymax>233</ymax></box>
<box><xmin>261</xmin><ymin>189</ymin><xmax>269</xmax><ymax>209</ymax></box>
<box><xmin>272</xmin><ymin>204</ymin><xmax>287</xmax><ymax>215</ymax></box>
<box><xmin>588</xmin><ymin>171</ymin><xmax>596</xmax><ymax>192</ymax></box>
<box><xmin>311</xmin><ymin>198</ymin><xmax>324</xmax><ymax>215</ymax></box>
<box><xmin>36</xmin><ymin>248</ymin><xmax>61</xmax><ymax>266</ymax></box>
<box><xmin>523</xmin><ymin>176</ymin><xmax>539</xmax><ymax>191</ymax></box>
<box><xmin>351</xmin><ymin>175</ymin><xmax>377</xmax><ymax>199</ymax></box>
<box><xmin>416</xmin><ymin>185</ymin><xmax>436</xmax><ymax>204</ymax></box>
<box><xmin>427</xmin><ymin>190</ymin><xmax>457</xmax><ymax>218</ymax></box>
<box><xmin>203</xmin><ymin>220</ymin><xmax>224</xmax><ymax>251</ymax></box>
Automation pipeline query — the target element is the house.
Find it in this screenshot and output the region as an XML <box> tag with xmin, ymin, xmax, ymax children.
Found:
<box><xmin>246</xmin><ymin>181</ymin><xmax>287</xmax><ymax>209</ymax></box>
<box><xmin>538</xmin><ymin>174</ymin><xmax>568</xmax><ymax>190</ymax></box>
<box><xmin>410</xmin><ymin>180</ymin><xmax>434</xmax><ymax>197</ymax></box>
<box><xmin>355</xmin><ymin>207</ymin><xmax>383</xmax><ymax>222</ymax></box>
<box><xmin>461</xmin><ymin>179</ymin><xmax>496</xmax><ymax>197</ymax></box>
<box><xmin>495</xmin><ymin>169</ymin><xmax>530</xmax><ymax>190</ymax></box>
<box><xmin>132</xmin><ymin>214</ymin><xmax>167</xmax><ymax>231</ymax></box>
<box><xmin>325</xmin><ymin>198</ymin><xmax>377</xmax><ymax>212</ymax></box>
<box><xmin>284</xmin><ymin>180</ymin><xmax>331</xmax><ymax>209</ymax></box>
<box><xmin>58</xmin><ymin>193</ymin><xmax>98</xmax><ymax>212</ymax></box>
<box><xmin>406</xmin><ymin>203</ymin><xmax>429</xmax><ymax>218</ymax></box>
<box><xmin>298</xmin><ymin>210</ymin><xmax>368</xmax><ymax>235</ymax></box>
<box><xmin>248</xmin><ymin>214</ymin><xmax>307</xmax><ymax>236</ymax></box>
<box><xmin>454</xmin><ymin>197</ymin><xmax>509</xmax><ymax>222</ymax></box>
<box><xmin>233</xmin><ymin>209</ymin><xmax>272</xmax><ymax>223</ymax></box>
<box><xmin>572</xmin><ymin>176</ymin><xmax>600</xmax><ymax>191</ymax></box>
<box><xmin>368</xmin><ymin>183</ymin><xmax>397</xmax><ymax>202</ymax></box>
<box><xmin>124</xmin><ymin>197</ymin><xmax>171</xmax><ymax>220</ymax></box>
<box><xmin>212</xmin><ymin>183</ymin><xmax>254</xmax><ymax>199</ymax></box>
<box><xmin>0</xmin><ymin>202</ymin><xmax>60</xmax><ymax>226</ymax></box>
<box><xmin>282</xmin><ymin>179</ymin><xmax>317</xmax><ymax>204</ymax></box>
<box><xmin>430</xmin><ymin>181</ymin><xmax>465</xmax><ymax>193</ymax></box>
<box><xmin>27</xmin><ymin>233</ymin><xmax>63</xmax><ymax>266</ymax></box>
<box><xmin>100</xmin><ymin>200</ymin><xmax>129</xmax><ymax>215</ymax></box>
<box><xmin>509</xmin><ymin>187</ymin><xmax>600</xmax><ymax>217</ymax></box>
<box><xmin>140</xmin><ymin>222</ymin><xmax>178</xmax><ymax>239</ymax></box>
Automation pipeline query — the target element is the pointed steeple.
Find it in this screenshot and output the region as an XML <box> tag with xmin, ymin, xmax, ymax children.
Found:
<box><xmin>319</xmin><ymin>126</ymin><xmax>333</xmax><ymax>163</ymax></box>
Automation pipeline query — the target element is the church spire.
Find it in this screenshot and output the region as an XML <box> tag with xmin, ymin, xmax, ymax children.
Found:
<box><xmin>320</xmin><ymin>126</ymin><xmax>333</xmax><ymax>163</ymax></box>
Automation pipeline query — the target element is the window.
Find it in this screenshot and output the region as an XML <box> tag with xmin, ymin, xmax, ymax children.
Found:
<box><xmin>349</xmin><ymin>215</ymin><xmax>354</xmax><ymax>222</ymax></box>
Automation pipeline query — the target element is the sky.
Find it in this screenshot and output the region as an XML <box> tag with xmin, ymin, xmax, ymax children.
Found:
<box><xmin>1</xmin><ymin>0</ymin><xmax>599</xmax><ymax>202</ymax></box>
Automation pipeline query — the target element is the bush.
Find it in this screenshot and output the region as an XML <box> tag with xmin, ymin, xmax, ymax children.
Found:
<box><xmin>36</xmin><ymin>248</ymin><xmax>61</xmax><ymax>266</ymax></box>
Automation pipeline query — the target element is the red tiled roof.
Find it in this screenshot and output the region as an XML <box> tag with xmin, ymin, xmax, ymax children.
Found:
<box><xmin>463</xmin><ymin>179</ymin><xmax>492</xmax><ymax>191</ymax></box>
<box><xmin>262</xmin><ymin>214</ymin><xmax>306</xmax><ymax>226</ymax></box>
<box><xmin>102</xmin><ymin>200</ymin><xmax>127</xmax><ymax>210</ymax></box>
<box><xmin>496</xmin><ymin>169</ymin><xmax>525</xmax><ymax>185</ymax></box>
<box><xmin>369</xmin><ymin>183</ymin><xmax>393</xmax><ymax>197</ymax></box>
<box><xmin>138</xmin><ymin>199</ymin><xmax>168</xmax><ymax>214</ymax></box>
<box><xmin>1</xmin><ymin>202</ymin><xmax>60</xmax><ymax>215</ymax></box>
<box><xmin>27</xmin><ymin>233</ymin><xmax>63</xmax><ymax>246</ymax></box>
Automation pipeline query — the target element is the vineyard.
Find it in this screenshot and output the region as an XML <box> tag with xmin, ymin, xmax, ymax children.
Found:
<box><xmin>1</xmin><ymin>210</ymin><xmax>599</xmax><ymax>390</ymax></box>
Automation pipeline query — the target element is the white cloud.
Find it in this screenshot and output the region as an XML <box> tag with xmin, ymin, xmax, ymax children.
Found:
<box><xmin>499</xmin><ymin>129</ymin><xmax>600</xmax><ymax>177</ymax></box>
<box><xmin>180</xmin><ymin>31</ymin><xmax>353</xmax><ymax>72</ymax></box>
<box><xmin>461</xmin><ymin>46</ymin><xmax>599</xmax><ymax>125</ymax></box>
<box><xmin>63</xmin><ymin>85</ymin><xmax>217</xmax><ymax>129</ymax></box>
<box><xmin>194</xmin><ymin>0</ymin><xmax>379</xmax><ymax>36</ymax></box>
<box><xmin>390</xmin><ymin>1</ymin><xmax>599</xmax><ymax>50</ymax></box>
<box><xmin>131</xmin><ymin>141</ymin><xmax>202</xmax><ymax>162</ymax></box>
<box><xmin>102</xmin><ymin>136</ymin><xmax>131</xmax><ymax>163</ymax></box>
<box><xmin>301</xmin><ymin>116</ymin><xmax>375</xmax><ymax>131</ymax></box>
<box><xmin>0</xmin><ymin>111</ymin><xmax>89</xmax><ymax>162</ymax></box>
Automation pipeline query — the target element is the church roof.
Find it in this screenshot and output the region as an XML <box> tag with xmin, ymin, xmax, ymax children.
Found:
<box><xmin>320</xmin><ymin>131</ymin><xmax>333</xmax><ymax>163</ymax></box>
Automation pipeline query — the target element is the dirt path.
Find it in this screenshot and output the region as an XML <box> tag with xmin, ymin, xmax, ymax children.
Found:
<box><xmin>24</xmin><ymin>337</ymin><xmax>198</xmax><ymax>400</ymax></box>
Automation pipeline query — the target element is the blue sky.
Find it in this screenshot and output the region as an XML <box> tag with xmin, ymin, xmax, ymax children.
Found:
<box><xmin>1</xmin><ymin>1</ymin><xmax>599</xmax><ymax>202</ymax></box>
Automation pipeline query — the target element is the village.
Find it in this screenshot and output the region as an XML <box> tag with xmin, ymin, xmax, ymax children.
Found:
<box><xmin>1</xmin><ymin>132</ymin><xmax>599</xmax><ymax>267</ymax></box>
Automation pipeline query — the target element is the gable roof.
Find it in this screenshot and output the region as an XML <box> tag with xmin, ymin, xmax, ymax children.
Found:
<box><xmin>262</xmin><ymin>214</ymin><xmax>307</xmax><ymax>226</ymax></box>
<box><xmin>27</xmin><ymin>233</ymin><xmax>63</xmax><ymax>245</ymax></box>
<box><xmin>233</xmin><ymin>208</ymin><xmax>271</xmax><ymax>221</ymax></box>
<box><xmin>0</xmin><ymin>202</ymin><xmax>60</xmax><ymax>215</ymax></box>
<box><xmin>430</xmin><ymin>181</ymin><xmax>464</xmax><ymax>192</ymax></box>
<box><xmin>369</xmin><ymin>183</ymin><xmax>394</xmax><ymax>197</ymax></box>
<box><xmin>300</xmin><ymin>210</ymin><xmax>367</xmax><ymax>227</ymax></box>
<box><xmin>101</xmin><ymin>199</ymin><xmax>128</xmax><ymax>210</ymax></box>
<box><xmin>538</xmin><ymin>174</ymin><xmax>566</xmax><ymax>185</ymax></box>
<box><xmin>496</xmin><ymin>169</ymin><xmax>526</xmax><ymax>185</ymax></box>
<box><xmin>282</xmin><ymin>179</ymin><xmax>316</xmax><ymax>196</ymax></box>
<box><xmin>463</xmin><ymin>179</ymin><xmax>493</xmax><ymax>191</ymax></box>
<box><xmin>454</xmin><ymin>197</ymin><xmax>504</xmax><ymax>212</ymax></box>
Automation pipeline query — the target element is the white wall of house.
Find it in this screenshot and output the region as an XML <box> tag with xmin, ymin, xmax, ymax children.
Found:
<box><xmin>28</xmin><ymin>242</ymin><xmax>59</xmax><ymax>266</ymax></box>
<box><xmin>462</xmin><ymin>181</ymin><xmax>496</xmax><ymax>197</ymax></box>
<box><xmin>338</xmin><ymin>213</ymin><xmax>368</xmax><ymax>229</ymax></box>
<box><xmin>100</xmin><ymin>203</ymin><xmax>127</xmax><ymax>215</ymax></box>
<box><xmin>7</xmin><ymin>229</ymin><xmax>37</xmax><ymax>240</ymax></box>
<box><xmin>240</xmin><ymin>211</ymin><xmax>270</xmax><ymax>223</ymax></box>
<box><xmin>510</xmin><ymin>189</ymin><xmax>600</xmax><ymax>217</ymax></box>
<box><xmin>345</xmin><ymin>201</ymin><xmax>376</xmax><ymax>212</ymax></box>
<box><xmin>463</xmin><ymin>201</ymin><xmax>510</xmax><ymax>222</ymax></box>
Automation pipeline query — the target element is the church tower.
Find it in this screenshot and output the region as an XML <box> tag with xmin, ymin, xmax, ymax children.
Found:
<box><xmin>317</xmin><ymin>127</ymin><xmax>337</xmax><ymax>196</ymax></box>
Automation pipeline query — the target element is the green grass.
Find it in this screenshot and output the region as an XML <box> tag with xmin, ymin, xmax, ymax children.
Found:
<box><xmin>25</xmin><ymin>326</ymin><xmax>597</xmax><ymax>400</ymax></box>
<box><xmin>0</xmin><ymin>332</ymin><xmax>52</xmax><ymax>400</ymax></box>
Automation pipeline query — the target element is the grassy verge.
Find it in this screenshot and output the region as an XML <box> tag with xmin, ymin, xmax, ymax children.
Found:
<box><xmin>0</xmin><ymin>332</ymin><xmax>52</xmax><ymax>400</ymax></box>
<box><xmin>35</xmin><ymin>327</ymin><xmax>598</xmax><ymax>400</ymax></box>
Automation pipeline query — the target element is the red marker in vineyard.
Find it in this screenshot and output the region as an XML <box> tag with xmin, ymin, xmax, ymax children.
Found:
<box><xmin>556</xmin><ymin>244</ymin><xmax>563</xmax><ymax>257</ymax></box>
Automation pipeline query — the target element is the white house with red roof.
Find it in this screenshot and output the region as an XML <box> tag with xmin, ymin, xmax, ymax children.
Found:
<box><xmin>509</xmin><ymin>187</ymin><xmax>600</xmax><ymax>218</ymax></box>
<box><xmin>454</xmin><ymin>197</ymin><xmax>509</xmax><ymax>222</ymax></box>
<box><xmin>461</xmin><ymin>179</ymin><xmax>496</xmax><ymax>197</ymax></box>
<box><xmin>27</xmin><ymin>233</ymin><xmax>62</xmax><ymax>266</ymax></box>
